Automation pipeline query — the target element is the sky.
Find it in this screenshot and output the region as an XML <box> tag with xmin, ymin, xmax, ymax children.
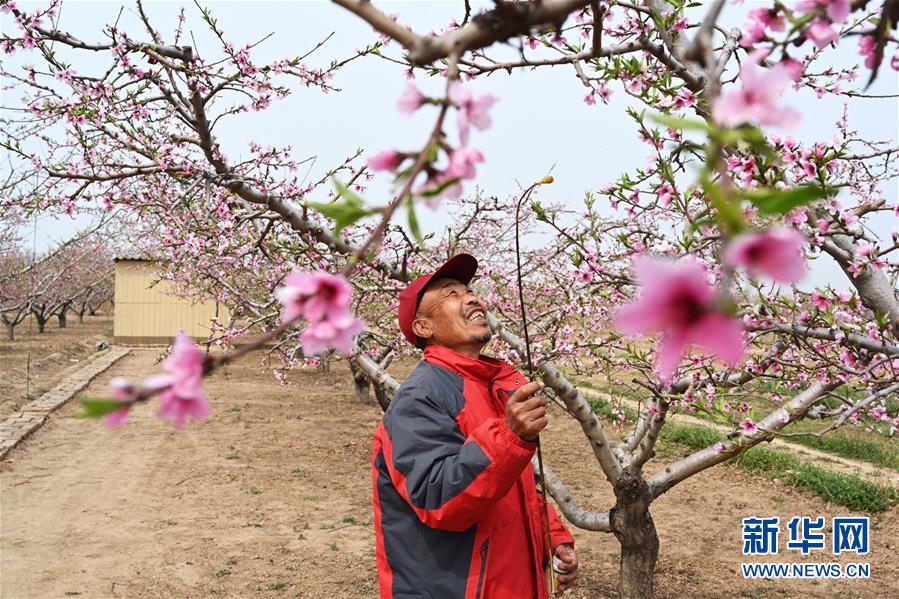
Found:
<box><xmin>2</xmin><ymin>0</ymin><xmax>897</xmax><ymax>290</ymax></box>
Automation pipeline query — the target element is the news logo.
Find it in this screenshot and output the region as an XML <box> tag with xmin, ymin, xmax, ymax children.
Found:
<box><xmin>741</xmin><ymin>516</ymin><xmax>870</xmax><ymax>579</ymax></box>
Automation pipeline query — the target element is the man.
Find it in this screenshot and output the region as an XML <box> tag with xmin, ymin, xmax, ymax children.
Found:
<box><xmin>372</xmin><ymin>253</ymin><xmax>579</xmax><ymax>598</ymax></box>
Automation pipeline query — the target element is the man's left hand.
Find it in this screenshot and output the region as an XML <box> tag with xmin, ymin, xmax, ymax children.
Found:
<box><xmin>553</xmin><ymin>543</ymin><xmax>578</xmax><ymax>595</ymax></box>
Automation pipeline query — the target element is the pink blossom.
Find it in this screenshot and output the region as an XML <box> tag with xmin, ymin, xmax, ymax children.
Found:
<box><xmin>449</xmin><ymin>83</ymin><xmax>497</xmax><ymax>144</ymax></box>
<box><xmin>673</xmin><ymin>88</ymin><xmax>696</xmax><ymax>110</ymax></box>
<box><xmin>840</xmin><ymin>210</ymin><xmax>858</xmax><ymax>227</ymax></box>
<box><xmin>713</xmin><ymin>58</ymin><xmax>800</xmax><ymax>129</ymax></box>
<box><xmin>713</xmin><ymin>442</ymin><xmax>726</xmax><ymax>455</ymax></box>
<box><xmin>781</xmin><ymin>146</ymin><xmax>799</xmax><ymax>163</ymax></box>
<box><xmin>858</xmin><ymin>36</ymin><xmax>876</xmax><ymax>69</ymax></box>
<box><xmin>300</xmin><ymin>313</ymin><xmax>365</xmax><ymax>355</ymax></box>
<box><xmin>104</xmin><ymin>377</ymin><xmax>134</xmax><ymax>428</ymax></box>
<box><xmin>276</xmin><ymin>270</ymin><xmax>352</xmax><ymax>324</ymax></box>
<box><xmin>798</xmin><ymin>0</ymin><xmax>850</xmax><ymax>23</ymax></box>
<box><xmin>614</xmin><ymin>256</ymin><xmax>745</xmax><ymax>383</ymax></box>
<box><xmin>154</xmin><ymin>333</ymin><xmax>210</xmax><ymax>430</ymax></box>
<box><xmin>839</xmin><ymin>349</ymin><xmax>857</xmax><ymax>368</ymax></box>
<box><xmin>801</xmin><ymin>159</ymin><xmax>817</xmax><ymax>178</ymax></box>
<box><xmin>752</xmin><ymin>7</ymin><xmax>785</xmax><ymax>31</ymax></box>
<box><xmin>806</xmin><ymin>19</ymin><xmax>839</xmax><ymax>49</ymax></box>
<box><xmin>657</xmin><ymin>182</ymin><xmax>675</xmax><ymax>207</ymax></box>
<box><xmin>596</xmin><ymin>83</ymin><xmax>612</xmax><ymax>104</ymax></box>
<box><xmin>446</xmin><ymin>146</ymin><xmax>484</xmax><ymax>180</ymax></box>
<box><xmin>584</xmin><ymin>91</ymin><xmax>596</xmax><ymax>106</ymax></box>
<box><xmin>780</xmin><ymin>58</ymin><xmax>804</xmax><ymax>82</ymax></box>
<box><xmin>724</xmin><ymin>228</ymin><xmax>806</xmax><ymax>284</ymax></box>
<box><xmin>869</xmin><ymin>406</ymin><xmax>887</xmax><ymax>421</ymax></box>
<box><xmin>739</xmin><ymin>418</ymin><xmax>758</xmax><ymax>435</ymax></box>
<box><xmin>367</xmin><ymin>149</ymin><xmax>402</xmax><ymax>172</ymax></box>
<box><xmin>275</xmin><ymin>270</ymin><xmax>366</xmax><ymax>356</ymax></box>
<box><xmin>397</xmin><ymin>83</ymin><xmax>425</xmax><ymax>115</ymax></box>
<box><xmin>827</xmin><ymin>0</ymin><xmax>851</xmax><ymax>22</ymax></box>
<box><xmin>811</xmin><ymin>291</ymin><xmax>831</xmax><ymax>309</ymax></box>
<box><xmin>742</xmin><ymin>8</ymin><xmax>785</xmax><ymax>46</ymax></box>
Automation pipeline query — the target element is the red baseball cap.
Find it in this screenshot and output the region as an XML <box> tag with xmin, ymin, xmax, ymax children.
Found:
<box><xmin>398</xmin><ymin>253</ymin><xmax>478</xmax><ymax>347</ymax></box>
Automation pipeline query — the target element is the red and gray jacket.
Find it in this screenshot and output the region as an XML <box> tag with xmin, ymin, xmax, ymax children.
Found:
<box><xmin>372</xmin><ymin>344</ymin><xmax>574</xmax><ymax>599</ymax></box>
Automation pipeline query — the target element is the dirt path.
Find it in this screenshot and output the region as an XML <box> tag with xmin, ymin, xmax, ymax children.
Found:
<box><xmin>2</xmin><ymin>351</ymin><xmax>896</xmax><ymax>598</ymax></box>
<box><xmin>583</xmin><ymin>387</ymin><xmax>899</xmax><ymax>488</ymax></box>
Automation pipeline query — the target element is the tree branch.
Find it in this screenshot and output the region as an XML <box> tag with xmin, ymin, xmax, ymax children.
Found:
<box><xmin>540</xmin><ymin>459</ymin><xmax>612</xmax><ymax>531</ymax></box>
<box><xmin>648</xmin><ymin>382</ymin><xmax>838</xmax><ymax>499</ymax></box>
<box><xmin>332</xmin><ymin>0</ymin><xmax>593</xmax><ymax>65</ymax></box>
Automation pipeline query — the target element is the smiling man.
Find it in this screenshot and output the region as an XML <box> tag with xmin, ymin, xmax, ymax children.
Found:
<box><xmin>371</xmin><ymin>253</ymin><xmax>578</xmax><ymax>599</ymax></box>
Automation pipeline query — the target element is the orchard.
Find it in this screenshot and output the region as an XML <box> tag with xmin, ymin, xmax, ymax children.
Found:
<box><xmin>1</xmin><ymin>1</ymin><xmax>897</xmax><ymax>598</ymax></box>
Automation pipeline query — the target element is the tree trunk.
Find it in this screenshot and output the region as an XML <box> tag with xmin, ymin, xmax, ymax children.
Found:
<box><xmin>318</xmin><ymin>350</ymin><xmax>333</xmax><ymax>373</ymax></box>
<box><xmin>611</xmin><ymin>472</ymin><xmax>659</xmax><ymax>599</ymax></box>
<box><xmin>5</xmin><ymin>322</ymin><xmax>13</xmax><ymax>340</ymax></box>
<box><xmin>36</xmin><ymin>315</ymin><xmax>46</xmax><ymax>334</ymax></box>
<box><xmin>348</xmin><ymin>360</ymin><xmax>372</xmax><ymax>403</ymax></box>
<box><xmin>77</xmin><ymin>310</ymin><xmax>85</xmax><ymax>324</ymax></box>
<box><xmin>58</xmin><ymin>310</ymin><xmax>67</xmax><ymax>328</ymax></box>
<box><xmin>374</xmin><ymin>384</ymin><xmax>392</xmax><ymax>411</ymax></box>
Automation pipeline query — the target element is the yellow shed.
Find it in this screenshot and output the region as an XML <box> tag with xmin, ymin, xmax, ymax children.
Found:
<box><xmin>113</xmin><ymin>257</ymin><xmax>228</xmax><ymax>345</ymax></box>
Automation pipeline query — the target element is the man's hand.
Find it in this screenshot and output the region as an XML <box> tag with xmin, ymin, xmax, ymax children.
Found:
<box><xmin>553</xmin><ymin>543</ymin><xmax>579</xmax><ymax>595</ymax></box>
<box><xmin>505</xmin><ymin>381</ymin><xmax>548</xmax><ymax>442</ymax></box>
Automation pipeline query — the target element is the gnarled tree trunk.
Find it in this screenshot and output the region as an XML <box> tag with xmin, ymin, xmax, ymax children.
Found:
<box><xmin>611</xmin><ymin>472</ymin><xmax>659</xmax><ymax>599</ymax></box>
<box><xmin>348</xmin><ymin>359</ymin><xmax>371</xmax><ymax>403</ymax></box>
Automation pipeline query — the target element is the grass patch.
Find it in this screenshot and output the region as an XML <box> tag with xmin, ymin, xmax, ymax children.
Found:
<box><xmin>225</xmin><ymin>443</ymin><xmax>240</xmax><ymax>460</ymax></box>
<box><xmin>660</xmin><ymin>421</ymin><xmax>899</xmax><ymax>512</ymax></box>
<box><xmin>780</xmin><ymin>433</ymin><xmax>899</xmax><ymax>471</ymax></box>
<box><xmin>661</xmin><ymin>421</ymin><xmax>722</xmax><ymax>448</ymax></box>
<box><xmin>583</xmin><ymin>391</ymin><xmax>898</xmax><ymax>512</ymax></box>
<box><xmin>576</xmin><ymin>377</ymin><xmax>899</xmax><ymax>472</ymax></box>
<box><xmin>733</xmin><ymin>448</ymin><xmax>899</xmax><ymax>512</ymax></box>
<box><xmin>577</xmin><ymin>382</ymin><xmax>637</xmax><ymax>421</ymax></box>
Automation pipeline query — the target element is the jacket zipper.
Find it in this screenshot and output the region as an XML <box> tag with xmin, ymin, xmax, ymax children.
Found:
<box><xmin>475</xmin><ymin>538</ymin><xmax>490</xmax><ymax>599</ymax></box>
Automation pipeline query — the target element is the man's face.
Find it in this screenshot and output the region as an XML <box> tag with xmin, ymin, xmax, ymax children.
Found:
<box><xmin>412</xmin><ymin>277</ymin><xmax>491</xmax><ymax>355</ymax></box>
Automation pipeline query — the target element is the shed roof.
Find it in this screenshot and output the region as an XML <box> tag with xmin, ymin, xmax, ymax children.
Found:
<box><xmin>114</xmin><ymin>250</ymin><xmax>158</xmax><ymax>262</ymax></box>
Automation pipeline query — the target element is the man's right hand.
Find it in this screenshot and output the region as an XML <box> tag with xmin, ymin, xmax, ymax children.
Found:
<box><xmin>505</xmin><ymin>381</ymin><xmax>548</xmax><ymax>442</ymax></box>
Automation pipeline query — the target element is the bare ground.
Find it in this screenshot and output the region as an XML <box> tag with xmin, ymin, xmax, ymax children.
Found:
<box><xmin>1</xmin><ymin>350</ymin><xmax>896</xmax><ymax>598</ymax></box>
<box><xmin>0</xmin><ymin>313</ymin><xmax>114</xmax><ymax>421</ymax></box>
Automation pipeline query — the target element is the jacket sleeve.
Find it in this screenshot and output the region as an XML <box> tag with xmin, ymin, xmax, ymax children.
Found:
<box><xmin>547</xmin><ymin>503</ymin><xmax>575</xmax><ymax>551</ymax></box>
<box><xmin>530</xmin><ymin>469</ymin><xmax>575</xmax><ymax>553</ymax></box>
<box><xmin>382</xmin><ymin>384</ymin><xmax>536</xmax><ymax>532</ymax></box>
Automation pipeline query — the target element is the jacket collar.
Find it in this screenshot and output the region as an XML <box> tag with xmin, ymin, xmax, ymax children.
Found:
<box><xmin>423</xmin><ymin>344</ymin><xmax>515</xmax><ymax>382</ymax></box>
